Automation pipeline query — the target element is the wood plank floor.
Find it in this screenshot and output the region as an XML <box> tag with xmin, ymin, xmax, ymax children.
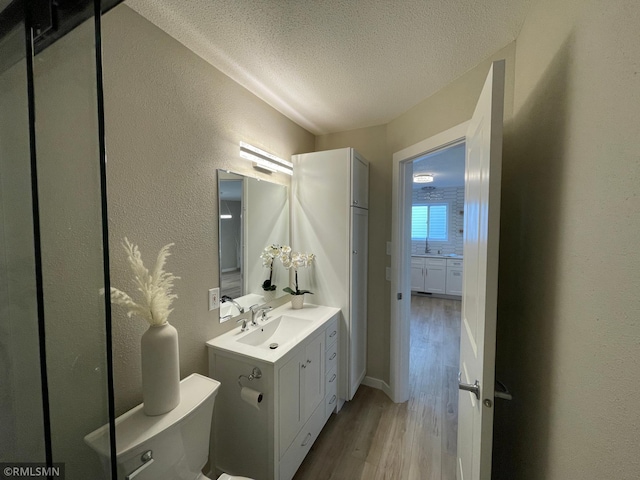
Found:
<box><xmin>294</xmin><ymin>296</ymin><xmax>461</xmax><ymax>480</ymax></box>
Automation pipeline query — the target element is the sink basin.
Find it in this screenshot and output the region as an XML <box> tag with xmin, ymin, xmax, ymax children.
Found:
<box><xmin>207</xmin><ymin>303</ymin><xmax>341</xmax><ymax>363</ymax></box>
<box><xmin>237</xmin><ymin>315</ymin><xmax>313</xmax><ymax>349</ymax></box>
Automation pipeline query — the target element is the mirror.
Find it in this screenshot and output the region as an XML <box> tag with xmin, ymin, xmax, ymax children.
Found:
<box><xmin>218</xmin><ymin>170</ymin><xmax>289</xmax><ymax>321</ymax></box>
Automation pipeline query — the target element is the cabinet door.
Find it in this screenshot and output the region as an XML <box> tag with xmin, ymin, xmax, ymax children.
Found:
<box><xmin>446</xmin><ymin>268</ymin><xmax>463</xmax><ymax>296</ymax></box>
<box><xmin>302</xmin><ymin>333</ymin><xmax>325</xmax><ymax>418</ymax></box>
<box><xmin>351</xmin><ymin>153</ymin><xmax>369</xmax><ymax>209</ymax></box>
<box><xmin>410</xmin><ymin>258</ymin><xmax>425</xmax><ymax>291</ymax></box>
<box><xmin>425</xmin><ymin>265</ymin><xmax>447</xmax><ymax>294</ymax></box>
<box><xmin>279</xmin><ymin>350</ymin><xmax>305</xmax><ymax>454</ymax></box>
<box><xmin>349</xmin><ymin>208</ymin><xmax>368</xmax><ymax>399</ymax></box>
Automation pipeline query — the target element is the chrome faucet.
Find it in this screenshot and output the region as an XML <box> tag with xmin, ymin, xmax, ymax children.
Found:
<box><xmin>236</xmin><ymin>317</ymin><xmax>249</xmax><ymax>332</ymax></box>
<box><xmin>221</xmin><ymin>295</ymin><xmax>244</xmax><ymax>314</ymax></box>
<box><xmin>251</xmin><ymin>304</ymin><xmax>273</xmax><ymax>325</ymax></box>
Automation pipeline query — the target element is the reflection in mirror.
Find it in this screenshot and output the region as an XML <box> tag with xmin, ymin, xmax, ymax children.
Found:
<box><xmin>218</xmin><ymin>170</ymin><xmax>289</xmax><ymax>322</ymax></box>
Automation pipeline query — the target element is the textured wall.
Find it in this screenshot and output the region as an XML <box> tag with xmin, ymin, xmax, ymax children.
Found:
<box><xmin>494</xmin><ymin>0</ymin><xmax>640</xmax><ymax>477</ymax></box>
<box><xmin>101</xmin><ymin>5</ymin><xmax>314</xmax><ymax>416</ymax></box>
<box><xmin>387</xmin><ymin>42</ymin><xmax>516</xmax><ymax>155</ymax></box>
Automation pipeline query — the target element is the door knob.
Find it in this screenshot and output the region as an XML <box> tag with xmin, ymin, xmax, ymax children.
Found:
<box><xmin>458</xmin><ymin>372</ymin><xmax>480</xmax><ymax>400</ymax></box>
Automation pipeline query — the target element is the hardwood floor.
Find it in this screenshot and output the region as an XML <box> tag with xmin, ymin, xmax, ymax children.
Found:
<box><xmin>220</xmin><ymin>269</ymin><xmax>242</xmax><ymax>298</ymax></box>
<box><xmin>294</xmin><ymin>296</ymin><xmax>461</xmax><ymax>480</ymax></box>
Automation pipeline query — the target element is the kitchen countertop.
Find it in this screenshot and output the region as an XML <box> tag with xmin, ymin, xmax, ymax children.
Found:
<box><xmin>412</xmin><ymin>254</ymin><xmax>463</xmax><ymax>259</ymax></box>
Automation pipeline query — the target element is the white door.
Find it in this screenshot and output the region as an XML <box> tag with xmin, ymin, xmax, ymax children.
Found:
<box><xmin>457</xmin><ymin>60</ymin><xmax>505</xmax><ymax>480</ymax></box>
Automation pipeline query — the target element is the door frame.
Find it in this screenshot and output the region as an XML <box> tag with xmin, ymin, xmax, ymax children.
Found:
<box><xmin>390</xmin><ymin>121</ymin><xmax>469</xmax><ymax>403</ymax></box>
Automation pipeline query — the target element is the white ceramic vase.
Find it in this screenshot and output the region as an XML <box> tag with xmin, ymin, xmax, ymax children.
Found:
<box><xmin>141</xmin><ymin>322</ymin><xmax>180</xmax><ymax>416</ymax></box>
<box><xmin>263</xmin><ymin>289</ymin><xmax>277</xmax><ymax>303</ymax></box>
<box><xmin>291</xmin><ymin>294</ymin><xmax>305</xmax><ymax>310</ymax></box>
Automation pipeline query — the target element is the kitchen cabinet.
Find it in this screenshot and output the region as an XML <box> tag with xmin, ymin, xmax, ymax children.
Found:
<box><xmin>445</xmin><ymin>258</ymin><xmax>463</xmax><ymax>296</ymax></box>
<box><xmin>424</xmin><ymin>258</ymin><xmax>446</xmax><ymax>294</ymax></box>
<box><xmin>411</xmin><ymin>257</ymin><xmax>446</xmax><ymax>294</ymax></box>
<box><xmin>412</xmin><ymin>256</ymin><xmax>462</xmax><ymax>297</ymax></box>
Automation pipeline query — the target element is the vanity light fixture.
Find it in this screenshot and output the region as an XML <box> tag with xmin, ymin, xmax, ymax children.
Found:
<box><xmin>413</xmin><ymin>173</ymin><xmax>434</xmax><ymax>183</ymax></box>
<box><xmin>240</xmin><ymin>141</ymin><xmax>293</xmax><ymax>175</ymax></box>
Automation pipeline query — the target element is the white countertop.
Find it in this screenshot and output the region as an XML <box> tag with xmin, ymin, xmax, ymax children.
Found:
<box><xmin>412</xmin><ymin>254</ymin><xmax>463</xmax><ymax>259</ymax></box>
<box><xmin>207</xmin><ymin>303</ymin><xmax>340</xmax><ymax>365</ymax></box>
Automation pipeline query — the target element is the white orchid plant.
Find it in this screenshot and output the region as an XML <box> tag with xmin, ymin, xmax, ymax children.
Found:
<box><xmin>260</xmin><ymin>244</ymin><xmax>282</xmax><ymax>292</ymax></box>
<box><xmin>280</xmin><ymin>246</ymin><xmax>315</xmax><ymax>296</ymax></box>
<box><xmin>105</xmin><ymin>238</ymin><xmax>180</xmax><ymax>326</ymax></box>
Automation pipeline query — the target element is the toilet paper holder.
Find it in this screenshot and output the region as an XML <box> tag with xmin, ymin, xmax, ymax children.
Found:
<box><xmin>238</xmin><ymin>367</ymin><xmax>262</xmax><ymax>388</ymax></box>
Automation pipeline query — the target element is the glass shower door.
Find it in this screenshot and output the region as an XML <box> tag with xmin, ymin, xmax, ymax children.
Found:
<box><xmin>0</xmin><ymin>4</ymin><xmax>47</xmax><ymax>466</ymax></box>
<box><xmin>0</xmin><ymin>1</ymin><xmax>116</xmax><ymax>478</ymax></box>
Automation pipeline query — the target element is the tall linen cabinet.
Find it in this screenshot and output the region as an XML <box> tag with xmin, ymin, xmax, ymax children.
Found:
<box><xmin>291</xmin><ymin>148</ymin><xmax>369</xmax><ymax>404</ymax></box>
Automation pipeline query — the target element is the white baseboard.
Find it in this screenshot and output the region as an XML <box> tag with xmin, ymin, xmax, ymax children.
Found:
<box><xmin>361</xmin><ymin>376</ymin><xmax>393</xmax><ymax>400</ymax></box>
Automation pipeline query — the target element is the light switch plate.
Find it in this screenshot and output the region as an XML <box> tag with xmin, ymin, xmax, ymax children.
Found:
<box><xmin>208</xmin><ymin>287</ymin><xmax>219</xmax><ymax>311</ymax></box>
<box><xmin>386</xmin><ymin>241</ymin><xmax>392</xmax><ymax>256</ymax></box>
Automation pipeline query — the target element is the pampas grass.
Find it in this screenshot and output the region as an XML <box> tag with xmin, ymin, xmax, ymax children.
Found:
<box><xmin>106</xmin><ymin>238</ymin><xmax>180</xmax><ymax>326</ymax></box>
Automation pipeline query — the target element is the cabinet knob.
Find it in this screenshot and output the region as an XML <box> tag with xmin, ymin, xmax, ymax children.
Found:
<box><xmin>354</xmin><ymin>200</ymin><xmax>358</xmax><ymax>205</ymax></box>
<box><xmin>330</xmin><ymin>352</ymin><xmax>337</xmax><ymax>360</ymax></box>
<box><xmin>353</xmin><ymin>250</ymin><xmax>358</xmax><ymax>255</ymax></box>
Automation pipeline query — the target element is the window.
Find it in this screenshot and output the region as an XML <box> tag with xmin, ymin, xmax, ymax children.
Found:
<box><xmin>411</xmin><ymin>204</ymin><xmax>448</xmax><ymax>241</ymax></box>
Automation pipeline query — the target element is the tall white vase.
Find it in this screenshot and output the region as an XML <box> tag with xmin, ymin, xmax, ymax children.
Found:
<box><xmin>141</xmin><ymin>322</ymin><xmax>180</xmax><ymax>416</ymax></box>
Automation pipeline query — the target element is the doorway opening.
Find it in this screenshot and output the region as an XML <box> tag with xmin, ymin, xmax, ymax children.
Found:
<box><xmin>409</xmin><ymin>141</ymin><xmax>466</xmax><ymax>474</ymax></box>
<box><xmin>390</xmin><ymin>121</ymin><xmax>468</xmax><ymax>405</ymax></box>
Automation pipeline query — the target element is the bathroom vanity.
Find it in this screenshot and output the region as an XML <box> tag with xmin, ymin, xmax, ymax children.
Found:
<box><xmin>207</xmin><ymin>303</ymin><xmax>340</xmax><ymax>480</ymax></box>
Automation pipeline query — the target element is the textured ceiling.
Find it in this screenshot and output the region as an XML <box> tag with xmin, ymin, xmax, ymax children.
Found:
<box><xmin>125</xmin><ymin>0</ymin><xmax>531</xmax><ymax>135</ymax></box>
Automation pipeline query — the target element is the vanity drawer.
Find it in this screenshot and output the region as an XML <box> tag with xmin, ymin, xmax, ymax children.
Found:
<box><xmin>447</xmin><ymin>259</ymin><xmax>463</xmax><ymax>268</ymax></box>
<box><xmin>325</xmin><ymin>319</ymin><xmax>338</xmax><ymax>347</ymax></box>
<box><xmin>325</xmin><ymin>369</ymin><xmax>338</xmax><ymax>420</ymax></box>
<box><xmin>325</xmin><ymin>341</ymin><xmax>338</xmax><ymax>372</ymax></box>
<box><xmin>325</xmin><ymin>366</ymin><xmax>338</xmax><ymax>392</ymax></box>
<box><xmin>279</xmin><ymin>401</ymin><xmax>325</xmax><ymax>480</ymax></box>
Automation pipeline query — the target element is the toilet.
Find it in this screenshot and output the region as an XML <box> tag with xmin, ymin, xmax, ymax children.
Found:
<box><xmin>85</xmin><ymin>373</ymin><xmax>253</xmax><ymax>480</ymax></box>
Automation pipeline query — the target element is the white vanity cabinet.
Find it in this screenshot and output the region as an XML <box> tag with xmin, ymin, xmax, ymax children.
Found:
<box><xmin>278</xmin><ymin>331</ymin><xmax>324</xmax><ymax>455</ymax></box>
<box><xmin>278</xmin><ymin>317</ymin><xmax>339</xmax><ymax>480</ymax></box>
<box><xmin>208</xmin><ymin>307</ymin><xmax>340</xmax><ymax>480</ymax></box>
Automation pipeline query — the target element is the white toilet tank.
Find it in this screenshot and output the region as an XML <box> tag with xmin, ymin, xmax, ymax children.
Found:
<box><xmin>85</xmin><ymin>373</ymin><xmax>220</xmax><ymax>480</ymax></box>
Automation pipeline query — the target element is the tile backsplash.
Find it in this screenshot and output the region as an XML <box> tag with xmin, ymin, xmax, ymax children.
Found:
<box><xmin>411</xmin><ymin>186</ymin><xmax>465</xmax><ymax>256</ymax></box>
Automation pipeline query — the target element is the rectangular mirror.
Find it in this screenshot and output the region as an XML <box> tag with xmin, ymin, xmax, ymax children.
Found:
<box><xmin>218</xmin><ymin>170</ymin><xmax>289</xmax><ymax>321</ymax></box>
